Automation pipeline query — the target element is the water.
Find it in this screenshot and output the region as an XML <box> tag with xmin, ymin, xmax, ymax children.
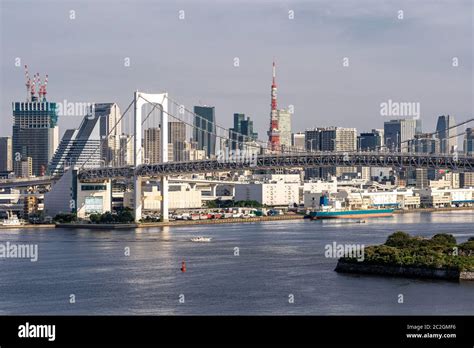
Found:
<box><xmin>0</xmin><ymin>211</ymin><xmax>473</xmax><ymax>315</ymax></box>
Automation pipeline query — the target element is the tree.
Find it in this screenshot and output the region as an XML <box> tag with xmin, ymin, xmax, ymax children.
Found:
<box><xmin>385</xmin><ymin>231</ymin><xmax>412</xmax><ymax>248</ymax></box>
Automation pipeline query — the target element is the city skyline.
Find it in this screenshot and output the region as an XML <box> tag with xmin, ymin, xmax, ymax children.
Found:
<box><xmin>1</xmin><ymin>0</ymin><xmax>472</xmax><ymax>140</ymax></box>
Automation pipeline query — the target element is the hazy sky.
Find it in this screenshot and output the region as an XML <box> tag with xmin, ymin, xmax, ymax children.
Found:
<box><xmin>0</xmin><ymin>0</ymin><xmax>472</xmax><ymax>139</ymax></box>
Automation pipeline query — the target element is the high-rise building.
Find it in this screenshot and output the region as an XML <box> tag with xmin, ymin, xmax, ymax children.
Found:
<box><xmin>193</xmin><ymin>106</ymin><xmax>216</xmax><ymax>158</ymax></box>
<box><xmin>277</xmin><ymin>109</ymin><xmax>292</xmax><ymax>150</ymax></box>
<box><xmin>305</xmin><ymin>127</ymin><xmax>357</xmax><ymax>178</ymax></box>
<box><xmin>305</xmin><ymin>128</ymin><xmax>322</xmax><ymax>151</ymax></box>
<box><xmin>12</xmin><ymin>67</ymin><xmax>59</xmax><ymax>177</ymax></box>
<box><xmin>358</xmin><ymin>129</ymin><xmax>384</xmax><ymax>151</ymax></box>
<box><xmin>464</xmin><ymin>128</ymin><xmax>474</xmax><ymax>156</ymax></box>
<box><xmin>408</xmin><ymin>133</ymin><xmax>440</xmax><ymax>154</ymax></box>
<box><xmin>144</xmin><ymin>127</ymin><xmax>162</xmax><ymax>164</ymax></box>
<box><xmin>436</xmin><ymin>115</ymin><xmax>457</xmax><ymax>154</ymax></box>
<box><xmin>0</xmin><ymin>137</ymin><xmax>13</xmax><ymax>172</ymax></box>
<box><xmin>14</xmin><ymin>157</ymin><xmax>33</xmax><ymax>178</ymax></box>
<box><xmin>320</xmin><ymin>127</ymin><xmax>357</xmax><ymax>151</ymax></box>
<box><xmin>384</xmin><ymin>119</ymin><xmax>416</xmax><ymax>152</ymax></box>
<box><xmin>118</xmin><ymin>134</ymin><xmax>134</xmax><ymax>166</ymax></box>
<box><xmin>92</xmin><ymin>103</ymin><xmax>122</xmax><ymax>166</ymax></box>
<box><xmin>229</xmin><ymin>113</ymin><xmax>258</xmax><ymax>151</ymax></box>
<box><xmin>48</xmin><ymin>115</ymin><xmax>103</xmax><ymax>176</ymax></box>
<box><xmin>168</xmin><ymin>121</ymin><xmax>187</xmax><ymax>161</ymax></box>
<box><xmin>291</xmin><ymin>132</ymin><xmax>305</xmax><ymax>151</ymax></box>
<box><xmin>12</xmin><ymin>101</ymin><xmax>59</xmax><ymax>176</ymax></box>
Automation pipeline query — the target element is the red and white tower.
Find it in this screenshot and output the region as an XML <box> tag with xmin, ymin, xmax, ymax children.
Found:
<box><xmin>267</xmin><ymin>61</ymin><xmax>280</xmax><ymax>151</ymax></box>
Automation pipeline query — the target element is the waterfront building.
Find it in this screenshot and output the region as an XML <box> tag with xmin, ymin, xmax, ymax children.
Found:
<box><xmin>460</xmin><ymin>172</ymin><xmax>474</xmax><ymax>188</ymax></box>
<box><xmin>44</xmin><ymin>169</ymin><xmax>112</xmax><ymax>218</ymax></box>
<box><xmin>415</xmin><ymin>168</ymin><xmax>428</xmax><ymax>189</ymax></box>
<box><xmin>383</xmin><ymin>119</ymin><xmax>416</xmax><ymax>152</ymax></box>
<box><xmin>436</xmin><ymin>115</ymin><xmax>457</xmax><ymax>154</ymax></box>
<box><xmin>122</xmin><ymin>183</ymin><xmax>202</xmax><ymax>211</ymax></box>
<box><xmin>235</xmin><ymin>182</ymin><xmax>299</xmax><ymax>206</ymax></box>
<box><xmin>193</xmin><ymin>106</ymin><xmax>216</xmax><ymax>158</ymax></box>
<box><xmin>48</xmin><ymin>115</ymin><xmax>103</xmax><ymax>176</ymax></box>
<box><xmin>418</xmin><ymin>187</ymin><xmax>474</xmax><ymax>208</ymax></box>
<box><xmin>0</xmin><ymin>137</ymin><xmax>13</xmax><ymax>172</ymax></box>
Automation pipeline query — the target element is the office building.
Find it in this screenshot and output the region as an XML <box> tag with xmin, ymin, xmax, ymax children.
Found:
<box><xmin>277</xmin><ymin>109</ymin><xmax>292</xmax><ymax>150</ymax></box>
<box><xmin>408</xmin><ymin>133</ymin><xmax>440</xmax><ymax>154</ymax></box>
<box><xmin>358</xmin><ymin>129</ymin><xmax>384</xmax><ymax>151</ymax></box>
<box><xmin>436</xmin><ymin>115</ymin><xmax>457</xmax><ymax>154</ymax></box>
<box><xmin>144</xmin><ymin>127</ymin><xmax>162</xmax><ymax>164</ymax></box>
<box><xmin>12</xmin><ymin>101</ymin><xmax>59</xmax><ymax>176</ymax></box>
<box><xmin>464</xmin><ymin>128</ymin><xmax>474</xmax><ymax>156</ymax></box>
<box><xmin>14</xmin><ymin>157</ymin><xmax>33</xmax><ymax>178</ymax></box>
<box><xmin>92</xmin><ymin>103</ymin><xmax>122</xmax><ymax>166</ymax></box>
<box><xmin>193</xmin><ymin>106</ymin><xmax>216</xmax><ymax>158</ymax></box>
<box><xmin>168</xmin><ymin>121</ymin><xmax>187</xmax><ymax>161</ymax></box>
<box><xmin>229</xmin><ymin>113</ymin><xmax>258</xmax><ymax>151</ymax></box>
<box><xmin>0</xmin><ymin>137</ymin><xmax>13</xmax><ymax>172</ymax></box>
<box><xmin>384</xmin><ymin>119</ymin><xmax>416</xmax><ymax>152</ymax></box>
<box><xmin>291</xmin><ymin>132</ymin><xmax>305</xmax><ymax>151</ymax></box>
<box><xmin>48</xmin><ymin>115</ymin><xmax>103</xmax><ymax>176</ymax></box>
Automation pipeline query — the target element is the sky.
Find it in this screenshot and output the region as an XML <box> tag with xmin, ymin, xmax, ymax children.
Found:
<box><xmin>0</xmin><ymin>0</ymin><xmax>472</xmax><ymax>139</ymax></box>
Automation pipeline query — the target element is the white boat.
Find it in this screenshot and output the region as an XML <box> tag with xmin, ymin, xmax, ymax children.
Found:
<box><xmin>2</xmin><ymin>211</ymin><xmax>22</xmax><ymax>226</ymax></box>
<box><xmin>190</xmin><ymin>236</ymin><xmax>212</xmax><ymax>242</ymax></box>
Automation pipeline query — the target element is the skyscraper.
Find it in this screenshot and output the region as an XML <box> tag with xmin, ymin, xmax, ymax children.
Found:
<box><xmin>384</xmin><ymin>119</ymin><xmax>416</xmax><ymax>152</ymax></box>
<box><xmin>408</xmin><ymin>133</ymin><xmax>439</xmax><ymax>154</ymax></box>
<box><xmin>305</xmin><ymin>128</ymin><xmax>322</xmax><ymax>151</ymax></box>
<box><xmin>320</xmin><ymin>127</ymin><xmax>357</xmax><ymax>151</ymax></box>
<box><xmin>144</xmin><ymin>127</ymin><xmax>162</xmax><ymax>164</ymax></box>
<box><xmin>229</xmin><ymin>113</ymin><xmax>258</xmax><ymax>151</ymax></box>
<box><xmin>12</xmin><ymin>101</ymin><xmax>59</xmax><ymax>177</ymax></box>
<box><xmin>358</xmin><ymin>129</ymin><xmax>384</xmax><ymax>151</ymax></box>
<box><xmin>93</xmin><ymin>103</ymin><xmax>122</xmax><ymax>166</ymax></box>
<box><xmin>168</xmin><ymin>121</ymin><xmax>187</xmax><ymax>161</ymax></box>
<box><xmin>464</xmin><ymin>128</ymin><xmax>474</xmax><ymax>156</ymax></box>
<box><xmin>436</xmin><ymin>115</ymin><xmax>457</xmax><ymax>154</ymax></box>
<box><xmin>193</xmin><ymin>106</ymin><xmax>216</xmax><ymax>158</ymax></box>
<box><xmin>0</xmin><ymin>137</ymin><xmax>13</xmax><ymax>172</ymax></box>
<box><xmin>277</xmin><ymin>109</ymin><xmax>292</xmax><ymax>150</ymax></box>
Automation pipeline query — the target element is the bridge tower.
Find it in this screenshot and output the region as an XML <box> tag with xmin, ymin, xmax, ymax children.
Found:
<box><xmin>133</xmin><ymin>91</ymin><xmax>169</xmax><ymax>222</ymax></box>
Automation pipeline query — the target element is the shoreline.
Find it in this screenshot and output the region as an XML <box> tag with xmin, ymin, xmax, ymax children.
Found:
<box><xmin>335</xmin><ymin>259</ymin><xmax>474</xmax><ymax>282</ymax></box>
<box><xmin>1</xmin><ymin>206</ymin><xmax>473</xmax><ymax>230</ymax></box>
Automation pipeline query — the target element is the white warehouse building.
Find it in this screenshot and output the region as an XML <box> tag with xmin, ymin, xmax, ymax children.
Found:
<box><xmin>235</xmin><ymin>182</ymin><xmax>300</xmax><ymax>206</ymax></box>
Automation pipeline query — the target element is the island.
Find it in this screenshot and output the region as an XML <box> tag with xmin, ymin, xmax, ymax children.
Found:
<box><xmin>335</xmin><ymin>232</ymin><xmax>474</xmax><ymax>281</ymax></box>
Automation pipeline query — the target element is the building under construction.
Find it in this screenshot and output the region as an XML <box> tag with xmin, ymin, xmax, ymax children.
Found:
<box><xmin>12</xmin><ymin>65</ymin><xmax>58</xmax><ymax>177</ymax></box>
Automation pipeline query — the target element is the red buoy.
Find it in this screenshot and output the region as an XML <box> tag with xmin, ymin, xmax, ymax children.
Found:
<box><xmin>181</xmin><ymin>261</ymin><xmax>186</xmax><ymax>273</ymax></box>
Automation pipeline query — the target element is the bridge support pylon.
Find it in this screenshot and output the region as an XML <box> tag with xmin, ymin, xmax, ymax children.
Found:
<box><xmin>133</xmin><ymin>91</ymin><xmax>169</xmax><ymax>223</ymax></box>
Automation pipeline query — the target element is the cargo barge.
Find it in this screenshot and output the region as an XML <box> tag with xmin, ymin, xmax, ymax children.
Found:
<box><xmin>309</xmin><ymin>208</ymin><xmax>394</xmax><ymax>220</ymax></box>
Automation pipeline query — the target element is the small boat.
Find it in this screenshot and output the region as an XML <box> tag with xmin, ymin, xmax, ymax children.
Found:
<box><xmin>190</xmin><ymin>236</ymin><xmax>212</xmax><ymax>242</ymax></box>
<box><xmin>1</xmin><ymin>211</ymin><xmax>23</xmax><ymax>226</ymax></box>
